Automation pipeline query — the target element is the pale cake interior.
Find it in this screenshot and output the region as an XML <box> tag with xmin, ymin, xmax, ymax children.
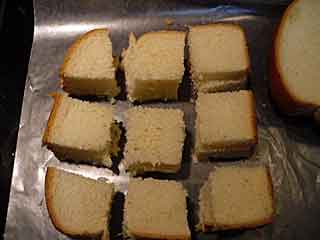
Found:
<box><xmin>199</xmin><ymin>166</ymin><xmax>274</xmax><ymax>231</ymax></box>
<box><xmin>195</xmin><ymin>91</ymin><xmax>256</xmax><ymax>155</ymax></box>
<box><xmin>62</xmin><ymin>29</ymin><xmax>119</xmax><ymax>96</ymax></box>
<box><xmin>45</xmin><ymin>167</ymin><xmax>114</xmax><ymax>238</ymax></box>
<box><xmin>189</xmin><ymin>24</ymin><xmax>249</xmax><ymax>83</ymax></box>
<box><xmin>122</xmin><ymin>31</ymin><xmax>185</xmax><ymax>101</ymax></box>
<box><xmin>277</xmin><ymin>0</ymin><xmax>320</xmax><ymax>105</ymax></box>
<box><xmin>45</xmin><ymin>94</ymin><xmax>117</xmax><ymax>167</ymax></box>
<box><xmin>124</xmin><ymin>178</ymin><xmax>190</xmax><ymax>239</ymax></box>
<box><xmin>123</xmin><ymin>107</ymin><xmax>185</xmax><ymax>174</ymax></box>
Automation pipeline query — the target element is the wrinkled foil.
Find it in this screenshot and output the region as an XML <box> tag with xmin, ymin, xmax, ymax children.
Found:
<box><xmin>4</xmin><ymin>0</ymin><xmax>320</xmax><ymax>239</ymax></box>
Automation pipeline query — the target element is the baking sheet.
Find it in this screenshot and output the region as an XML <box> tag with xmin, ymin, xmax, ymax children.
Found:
<box><xmin>4</xmin><ymin>0</ymin><xmax>320</xmax><ymax>239</ymax></box>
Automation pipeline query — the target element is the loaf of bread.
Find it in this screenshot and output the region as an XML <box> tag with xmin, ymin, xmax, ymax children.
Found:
<box><xmin>121</xmin><ymin>31</ymin><xmax>185</xmax><ymax>102</ymax></box>
<box><xmin>270</xmin><ymin>0</ymin><xmax>320</xmax><ymax>117</ymax></box>
<box><xmin>61</xmin><ymin>28</ymin><xmax>120</xmax><ymax>97</ymax></box>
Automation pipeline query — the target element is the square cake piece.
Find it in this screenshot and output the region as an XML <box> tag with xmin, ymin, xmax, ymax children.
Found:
<box><xmin>61</xmin><ymin>28</ymin><xmax>120</xmax><ymax>97</ymax></box>
<box><xmin>45</xmin><ymin>167</ymin><xmax>114</xmax><ymax>239</ymax></box>
<box><xmin>123</xmin><ymin>107</ymin><xmax>185</xmax><ymax>174</ymax></box>
<box><xmin>121</xmin><ymin>31</ymin><xmax>186</xmax><ymax>102</ymax></box>
<box><xmin>199</xmin><ymin>165</ymin><xmax>275</xmax><ymax>232</ymax></box>
<box><xmin>195</xmin><ymin>90</ymin><xmax>257</xmax><ymax>160</ymax></box>
<box><xmin>43</xmin><ymin>94</ymin><xmax>120</xmax><ymax>167</ymax></box>
<box><xmin>188</xmin><ymin>24</ymin><xmax>250</xmax><ymax>93</ymax></box>
<box><xmin>124</xmin><ymin>178</ymin><xmax>191</xmax><ymax>240</ymax></box>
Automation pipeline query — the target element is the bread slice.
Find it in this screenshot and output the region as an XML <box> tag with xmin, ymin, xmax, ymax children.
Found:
<box><xmin>188</xmin><ymin>24</ymin><xmax>250</xmax><ymax>93</ymax></box>
<box><xmin>121</xmin><ymin>31</ymin><xmax>185</xmax><ymax>102</ymax></box>
<box><xmin>124</xmin><ymin>178</ymin><xmax>191</xmax><ymax>240</ymax></box>
<box><xmin>270</xmin><ymin>0</ymin><xmax>320</xmax><ymax>115</ymax></box>
<box><xmin>42</xmin><ymin>94</ymin><xmax>120</xmax><ymax>167</ymax></box>
<box><xmin>195</xmin><ymin>90</ymin><xmax>257</xmax><ymax>160</ymax></box>
<box><xmin>45</xmin><ymin>167</ymin><xmax>114</xmax><ymax>239</ymax></box>
<box><xmin>199</xmin><ymin>165</ymin><xmax>275</xmax><ymax>232</ymax></box>
<box><xmin>61</xmin><ymin>28</ymin><xmax>120</xmax><ymax>97</ymax></box>
<box><xmin>123</xmin><ymin>106</ymin><xmax>185</xmax><ymax>174</ymax></box>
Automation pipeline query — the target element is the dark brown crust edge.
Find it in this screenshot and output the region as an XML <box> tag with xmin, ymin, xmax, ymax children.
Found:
<box><xmin>202</xmin><ymin>165</ymin><xmax>275</xmax><ymax>232</ymax></box>
<box><xmin>45</xmin><ymin>167</ymin><xmax>109</xmax><ymax>239</ymax></box>
<box><xmin>60</xmin><ymin>28</ymin><xmax>111</xmax><ymax>93</ymax></box>
<box><xmin>249</xmin><ymin>90</ymin><xmax>258</xmax><ymax>147</ymax></box>
<box><xmin>130</xmin><ymin>231</ymin><xmax>191</xmax><ymax>240</ymax></box>
<box><xmin>42</xmin><ymin>93</ymin><xmax>63</xmax><ymax>146</ymax></box>
<box><xmin>270</xmin><ymin>0</ymin><xmax>318</xmax><ymax>116</ymax></box>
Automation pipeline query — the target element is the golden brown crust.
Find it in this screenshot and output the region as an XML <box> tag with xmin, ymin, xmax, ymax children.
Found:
<box><xmin>138</xmin><ymin>30</ymin><xmax>186</xmax><ymax>39</ymax></box>
<box><xmin>42</xmin><ymin>93</ymin><xmax>63</xmax><ymax>146</ymax></box>
<box><xmin>130</xmin><ymin>230</ymin><xmax>191</xmax><ymax>240</ymax></box>
<box><xmin>125</xmin><ymin>162</ymin><xmax>181</xmax><ymax>175</ymax></box>
<box><xmin>203</xmin><ymin>216</ymin><xmax>273</xmax><ymax>232</ymax></box>
<box><xmin>196</xmin><ymin>143</ymin><xmax>255</xmax><ymax>161</ymax></box>
<box><xmin>270</xmin><ymin>0</ymin><xmax>318</xmax><ymax>116</ymax></box>
<box><xmin>45</xmin><ymin>167</ymin><xmax>73</xmax><ymax>236</ymax></box>
<box><xmin>249</xmin><ymin>91</ymin><xmax>258</xmax><ymax>146</ymax></box>
<box><xmin>60</xmin><ymin>28</ymin><xmax>110</xmax><ymax>91</ymax></box>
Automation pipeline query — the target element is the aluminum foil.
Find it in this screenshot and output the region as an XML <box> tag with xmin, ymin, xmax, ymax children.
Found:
<box><xmin>4</xmin><ymin>0</ymin><xmax>320</xmax><ymax>239</ymax></box>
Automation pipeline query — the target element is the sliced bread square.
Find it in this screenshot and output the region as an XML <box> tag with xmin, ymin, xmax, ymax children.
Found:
<box><xmin>270</xmin><ymin>0</ymin><xmax>320</xmax><ymax>116</ymax></box>
<box><xmin>199</xmin><ymin>165</ymin><xmax>275</xmax><ymax>232</ymax></box>
<box><xmin>195</xmin><ymin>90</ymin><xmax>257</xmax><ymax>160</ymax></box>
<box><xmin>121</xmin><ymin>31</ymin><xmax>185</xmax><ymax>102</ymax></box>
<box><xmin>42</xmin><ymin>93</ymin><xmax>120</xmax><ymax>167</ymax></box>
<box><xmin>61</xmin><ymin>28</ymin><xmax>120</xmax><ymax>97</ymax></box>
<box><xmin>188</xmin><ymin>24</ymin><xmax>250</xmax><ymax>93</ymax></box>
<box><xmin>124</xmin><ymin>178</ymin><xmax>191</xmax><ymax>240</ymax></box>
<box><xmin>123</xmin><ymin>106</ymin><xmax>185</xmax><ymax>174</ymax></box>
<box><xmin>45</xmin><ymin>167</ymin><xmax>114</xmax><ymax>239</ymax></box>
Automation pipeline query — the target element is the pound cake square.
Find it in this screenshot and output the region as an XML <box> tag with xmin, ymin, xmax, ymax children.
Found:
<box><xmin>124</xmin><ymin>178</ymin><xmax>191</xmax><ymax>240</ymax></box>
<box><xmin>45</xmin><ymin>167</ymin><xmax>114</xmax><ymax>239</ymax></box>
<box><xmin>188</xmin><ymin>24</ymin><xmax>250</xmax><ymax>93</ymax></box>
<box><xmin>123</xmin><ymin>107</ymin><xmax>185</xmax><ymax>174</ymax></box>
<box><xmin>199</xmin><ymin>165</ymin><xmax>275</xmax><ymax>232</ymax></box>
<box><xmin>61</xmin><ymin>28</ymin><xmax>120</xmax><ymax>97</ymax></box>
<box><xmin>43</xmin><ymin>94</ymin><xmax>120</xmax><ymax>167</ymax></box>
<box><xmin>195</xmin><ymin>90</ymin><xmax>257</xmax><ymax>160</ymax></box>
<box><xmin>121</xmin><ymin>31</ymin><xmax>185</xmax><ymax>102</ymax></box>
